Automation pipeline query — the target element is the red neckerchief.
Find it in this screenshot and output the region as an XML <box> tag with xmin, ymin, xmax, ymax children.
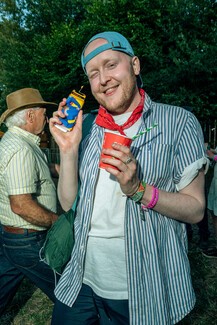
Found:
<box><xmin>95</xmin><ymin>88</ymin><xmax>145</xmax><ymax>135</ymax></box>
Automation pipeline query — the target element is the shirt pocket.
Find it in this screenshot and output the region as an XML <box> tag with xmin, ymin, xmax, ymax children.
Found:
<box><xmin>136</xmin><ymin>143</ymin><xmax>175</xmax><ymax>189</ymax></box>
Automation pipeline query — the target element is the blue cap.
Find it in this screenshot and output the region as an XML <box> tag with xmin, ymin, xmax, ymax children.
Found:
<box><xmin>81</xmin><ymin>31</ymin><xmax>135</xmax><ymax>72</ymax></box>
<box><xmin>81</xmin><ymin>31</ymin><xmax>143</xmax><ymax>87</ymax></box>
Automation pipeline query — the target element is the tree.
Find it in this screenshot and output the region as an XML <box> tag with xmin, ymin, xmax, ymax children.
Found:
<box><xmin>0</xmin><ymin>0</ymin><xmax>216</xmax><ymax>122</ymax></box>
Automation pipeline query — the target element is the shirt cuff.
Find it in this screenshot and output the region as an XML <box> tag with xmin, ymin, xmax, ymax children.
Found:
<box><xmin>176</xmin><ymin>157</ymin><xmax>209</xmax><ymax>191</ymax></box>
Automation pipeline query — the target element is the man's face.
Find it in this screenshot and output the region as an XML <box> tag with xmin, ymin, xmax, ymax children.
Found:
<box><xmin>32</xmin><ymin>107</ymin><xmax>47</xmax><ymax>134</ymax></box>
<box><xmin>84</xmin><ymin>39</ymin><xmax>141</xmax><ymax>115</ymax></box>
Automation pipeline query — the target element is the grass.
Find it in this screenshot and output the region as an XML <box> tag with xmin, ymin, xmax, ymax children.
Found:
<box><xmin>180</xmin><ymin>242</ymin><xmax>217</xmax><ymax>325</ymax></box>
<box><xmin>1</xmin><ymin>227</ymin><xmax>216</xmax><ymax>325</ymax></box>
<box><xmin>0</xmin><ymin>281</ymin><xmax>53</xmax><ymax>325</ymax></box>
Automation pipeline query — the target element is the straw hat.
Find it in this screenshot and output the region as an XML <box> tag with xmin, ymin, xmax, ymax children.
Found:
<box><xmin>0</xmin><ymin>88</ymin><xmax>58</xmax><ymax>124</ymax></box>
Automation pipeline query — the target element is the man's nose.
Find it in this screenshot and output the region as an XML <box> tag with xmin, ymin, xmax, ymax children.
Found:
<box><xmin>99</xmin><ymin>70</ymin><xmax>111</xmax><ymax>85</ymax></box>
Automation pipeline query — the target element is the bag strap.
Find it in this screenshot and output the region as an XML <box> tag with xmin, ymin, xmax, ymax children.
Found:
<box><xmin>82</xmin><ymin>110</ymin><xmax>97</xmax><ymax>140</ymax></box>
<box><xmin>72</xmin><ymin>110</ymin><xmax>97</xmax><ymax>211</ymax></box>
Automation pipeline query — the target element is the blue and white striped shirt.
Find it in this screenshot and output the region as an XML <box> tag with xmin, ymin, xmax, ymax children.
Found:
<box><xmin>54</xmin><ymin>93</ymin><xmax>207</xmax><ymax>324</ymax></box>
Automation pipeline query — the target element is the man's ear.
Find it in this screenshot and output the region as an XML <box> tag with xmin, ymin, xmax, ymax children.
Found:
<box><xmin>26</xmin><ymin>110</ymin><xmax>34</xmax><ymax>123</ymax></box>
<box><xmin>132</xmin><ymin>56</ymin><xmax>140</xmax><ymax>76</ymax></box>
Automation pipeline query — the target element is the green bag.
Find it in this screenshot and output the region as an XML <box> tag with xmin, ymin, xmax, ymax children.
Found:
<box><xmin>40</xmin><ymin>208</ymin><xmax>76</xmax><ymax>274</ymax></box>
<box><xmin>40</xmin><ymin>112</ymin><xmax>96</xmax><ymax>274</ymax></box>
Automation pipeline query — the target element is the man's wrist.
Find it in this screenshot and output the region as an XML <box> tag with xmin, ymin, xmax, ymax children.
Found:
<box><xmin>128</xmin><ymin>181</ymin><xmax>146</xmax><ymax>203</ymax></box>
<box><xmin>141</xmin><ymin>186</ymin><xmax>159</xmax><ymax>210</ymax></box>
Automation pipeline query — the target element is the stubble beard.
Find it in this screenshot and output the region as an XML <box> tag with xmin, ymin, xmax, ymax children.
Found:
<box><xmin>94</xmin><ymin>75</ymin><xmax>138</xmax><ymax>115</ymax></box>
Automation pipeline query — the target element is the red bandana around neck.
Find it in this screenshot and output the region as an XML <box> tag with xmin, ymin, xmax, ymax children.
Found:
<box><xmin>95</xmin><ymin>88</ymin><xmax>145</xmax><ymax>135</ymax></box>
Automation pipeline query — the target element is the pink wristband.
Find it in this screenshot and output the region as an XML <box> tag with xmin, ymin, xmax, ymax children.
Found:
<box><xmin>214</xmin><ymin>155</ymin><xmax>217</xmax><ymax>162</ymax></box>
<box><xmin>141</xmin><ymin>186</ymin><xmax>159</xmax><ymax>210</ymax></box>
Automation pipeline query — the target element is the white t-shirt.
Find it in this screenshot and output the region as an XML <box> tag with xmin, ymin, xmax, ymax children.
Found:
<box><xmin>83</xmin><ymin>113</ymin><xmax>141</xmax><ymax>299</ymax></box>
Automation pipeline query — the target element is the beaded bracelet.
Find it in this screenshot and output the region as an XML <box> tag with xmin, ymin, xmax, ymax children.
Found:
<box><xmin>141</xmin><ymin>186</ymin><xmax>159</xmax><ymax>210</ymax></box>
<box><xmin>128</xmin><ymin>181</ymin><xmax>146</xmax><ymax>203</ymax></box>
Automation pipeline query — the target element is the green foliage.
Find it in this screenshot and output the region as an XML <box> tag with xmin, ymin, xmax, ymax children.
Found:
<box><xmin>0</xmin><ymin>0</ymin><xmax>216</xmax><ymax>120</ymax></box>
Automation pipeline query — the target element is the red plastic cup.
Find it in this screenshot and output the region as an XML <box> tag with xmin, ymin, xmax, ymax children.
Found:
<box><xmin>99</xmin><ymin>131</ymin><xmax>132</xmax><ymax>170</ymax></box>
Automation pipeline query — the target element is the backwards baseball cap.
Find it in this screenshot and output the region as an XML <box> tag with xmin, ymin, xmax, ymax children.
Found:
<box><xmin>81</xmin><ymin>31</ymin><xmax>143</xmax><ymax>87</ymax></box>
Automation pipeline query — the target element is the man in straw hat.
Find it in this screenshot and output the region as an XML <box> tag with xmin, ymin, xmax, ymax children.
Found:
<box><xmin>0</xmin><ymin>88</ymin><xmax>59</xmax><ymax>316</ymax></box>
<box><xmin>49</xmin><ymin>32</ymin><xmax>208</xmax><ymax>324</ymax></box>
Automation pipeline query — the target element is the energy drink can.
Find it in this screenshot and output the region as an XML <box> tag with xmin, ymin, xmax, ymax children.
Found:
<box><xmin>55</xmin><ymin>88</ymin><xmax>86</xmax><ymax>132</ymax></box>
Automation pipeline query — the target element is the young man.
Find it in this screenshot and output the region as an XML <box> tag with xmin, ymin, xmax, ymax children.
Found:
<box><xmin>0</xmin><ymin>88</ymin><xmax>59</xmax><ymax>316</ymax></box>
<box><xmin>49</xmin><ymin>32</ymin><xmax>208</xmax><ymax>324</ymax></box>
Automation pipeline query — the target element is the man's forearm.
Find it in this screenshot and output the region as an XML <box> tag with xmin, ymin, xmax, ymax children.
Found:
<box><xmin>58</xmin><ymin>150</ymin><xmax>79</xmax><ymax>211</ymax></box>
<box><xmin>18</xmin><ymin>204</ymin><xmax>58</xmax><ymax>227</ymax></box>
<box><xmin>10</xmin><ymin>194</ymin><xmax>58</xmax><ymax>227</ymax></box>
<box><xmin>140</xmin><ymin>170</ymin><xmax>205</xmax><ymax>224</ymax></box>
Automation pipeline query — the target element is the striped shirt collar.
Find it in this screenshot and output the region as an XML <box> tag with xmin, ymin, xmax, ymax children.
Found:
<box><xmin>9</xmin><ymin>126</ymin><xmax>41</xmax><ymax>146</ymax></box>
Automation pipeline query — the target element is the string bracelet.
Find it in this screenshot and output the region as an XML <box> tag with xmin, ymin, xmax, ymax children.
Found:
<box><xmin>214</xmin><ymin>155</ymin><xmax>217</xmax><ymax>162</ymax></box>
<box><xmin>128</xmin><ymin>181</ymin><xmax>146</xmax><ymax>203</ymax></box>
<box><xmin>141</xmin><ymin>186</ymin><xmax>159</xmax><ymax>210</ymax></box>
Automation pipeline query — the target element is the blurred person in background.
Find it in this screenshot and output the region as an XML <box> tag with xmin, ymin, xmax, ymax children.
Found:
<box><xmin>203</xmin><ymin>145</ymin><xmax>217</xmax><ymax>258</ymax></box>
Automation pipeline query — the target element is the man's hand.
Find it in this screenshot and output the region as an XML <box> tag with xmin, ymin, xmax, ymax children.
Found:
<box><xmin>101</xmin><ymin>142</ymin><xmax>140</xmax><ymax>196</ymax></box>
<box><xmin>49</xmin><ymin>100</ymin><xmax>83</xmax><ymax>154</ymax></box>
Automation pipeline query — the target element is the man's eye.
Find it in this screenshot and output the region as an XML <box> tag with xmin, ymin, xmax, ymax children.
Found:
<box><xmin>89</xmin><ymin>71</ymin><xmax>98</xmax><ymax>79</ymax></box>
<box><xmin>107</xmin><ymin>63</ymin><xmax>116</xmax><ymax>69</ymax></box>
